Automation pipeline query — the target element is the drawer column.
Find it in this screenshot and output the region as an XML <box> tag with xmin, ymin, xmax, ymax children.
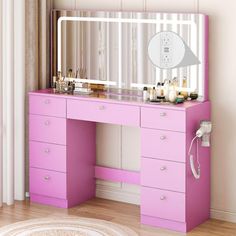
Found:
<box><xmin>29</xmin><ymin>95</ymin><xmax>96</xmax><ymax>208</ymax></box>
<box><xmin>140</xmin><ymin>107</ymin><xmax>187</xmax><ymax>232</ymax></box>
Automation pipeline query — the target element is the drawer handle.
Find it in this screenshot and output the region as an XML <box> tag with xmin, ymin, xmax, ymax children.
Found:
<box><xmin>160</xmin><ymin>135</ymin><xmax>166</xmax><ymax>140</ymax></box>
<box><xmin>160</xmin><ymin>112</ymin><xmax>167</xmax><ymax>117</ymax></box>
<box><xmin>44</xmin><ymin>176</ymin><xmax>50</xmax><ymax>181</ymax></box>
<box><xmin>99</xmin><ymin>105</ymin><xmax>106</xmax><ymax>110</ymax></box>
<box><xmin>44</xmin><ymin>99</ymin><xmax>50</xmax><ymax>104</ymax></box>
<box><xmin>160</xmin><ymin>196</ymin><xmax>166</xmax><ymax>200</ymax></box>
<box><xmin>44</xmin><ymin>148</ymin><xmax>50</xmax><ymax>154</ymax></box>
<box><xmin>44</xmin><ymin>120</ymin><xmax>50</xmax><ymax>126</ymax></box>
<box><xmin>160</xmin><ymin>166</ymin><xmax>167</xmax><ymax>171</ymax></box>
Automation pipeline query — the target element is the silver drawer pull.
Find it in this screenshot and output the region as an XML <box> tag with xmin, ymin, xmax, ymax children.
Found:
<box><xmin>160</xmin><ymin>112</ymin><xmax>167</xmax><ymax>117</ymax></box>
<box><xmin>44</xmin><ymin>120</ymin><xmax>50</xmax><ymax>126</ymax></box>
<box><xmin>160</xmin><ymin>135</ymin><xmax>166</xmax><ymax>140</ymax></box>
<box><xmin>160</xmin><ymin>196</ymin><xmax>166</xmax><ymax>200</ymax></box>
<box><xmin>44</xmin><ymin>148</ymin><xmax>50</xmax><ymax>154</ymax></box>
<box><xmin>44</xmin><ymin>99</ymin><xmax>50</xmax><ymax>104</ymax></box>
<box><xmin>160</xmin><ymin>166</ymin><xmax>167</xmax><ymax>171</ymax></box>
<box><xmin>99</xmin><ymin>105</ymin><xmax>106</xmax><ymax>110</ymax></box>
<box><xmin>44</xmin><ymin>176</ymin><xmax>50</xmax><ymax>181</ymax></box>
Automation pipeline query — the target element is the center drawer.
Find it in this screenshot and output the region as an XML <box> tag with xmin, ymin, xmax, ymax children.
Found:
<box><xmin>67</xmin><ymin>99</ymin><xmax>140</xmax><ymax>126</ymax></box>
<box><xmin>141</xmin><ymin>158</ymin><xmax>186</xmax><ymax>192</ymax></box>
<box><xmin>30</xmin><ymin>168</ymin><xmax>67</xmax><ymax>199</ymax></box>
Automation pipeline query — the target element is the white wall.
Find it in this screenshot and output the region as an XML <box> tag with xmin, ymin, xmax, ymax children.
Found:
<box><xmin>53</xmin><ymin>0</ymin><xmax>236</xmax><ymax>222</ymax></box>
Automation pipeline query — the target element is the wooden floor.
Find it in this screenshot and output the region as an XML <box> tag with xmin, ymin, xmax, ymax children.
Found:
<box><xmin>0</xmin><ymin>198</ymin><xmax>235</xmax><ymax>236</ymax></box>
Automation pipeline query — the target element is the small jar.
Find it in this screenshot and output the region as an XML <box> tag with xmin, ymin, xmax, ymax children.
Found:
<box><xmin>143</xmin><ymin>87</ymin><xmax>149</xmax><ymax>101</ymax></box>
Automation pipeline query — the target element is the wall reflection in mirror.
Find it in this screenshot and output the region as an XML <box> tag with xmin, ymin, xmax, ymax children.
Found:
<box><xmin>51</xmin><ymin>10</ymin><xmax>207</xmax><ymax>100</ymax></box>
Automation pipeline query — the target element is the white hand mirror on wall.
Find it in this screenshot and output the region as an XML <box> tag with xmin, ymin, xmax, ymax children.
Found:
<box><xmin>148</xmin><ymin>31</ymin><xmax>200</xmax><ymax>69</ymax></box>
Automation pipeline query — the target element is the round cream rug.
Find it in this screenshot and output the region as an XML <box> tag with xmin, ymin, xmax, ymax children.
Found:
<box><xmin>0</xmin><ymin>217</ymin><xmax>138</xmax><ymax>236</ymax></box>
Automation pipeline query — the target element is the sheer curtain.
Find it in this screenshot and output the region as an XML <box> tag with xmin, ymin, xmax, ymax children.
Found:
<box><xmin>0</xmin><ymin>0</ymin><xmax>25</xmax><ymax>206</ymax></box>
<box><xmin>25</xmin><ymin>0</ymin><xmax>52</xmax><ymax>193</ymax></box>
<box><xmin>0</xmin><ymin>0</ymin><xmax>52</xmax><ymax>206</ymax></box>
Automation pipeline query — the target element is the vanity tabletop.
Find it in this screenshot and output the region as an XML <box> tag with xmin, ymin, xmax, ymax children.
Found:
<box><xmin>29</xmin><ymin>88</ymin><xmax>209</xmax><ymax>111</ymax></box>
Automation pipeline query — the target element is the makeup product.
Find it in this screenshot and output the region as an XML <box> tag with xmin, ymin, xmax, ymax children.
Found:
<box><xmin>180</xmin><ymin>77</ymin><xmax>188</xmax><ymax>99</ymax></box>
<box><xmin>57</xmin><ymin>71</ymin><xmax>62</xmax><ymax>81</ymax></box>
<box><xmin>67</xmin><ymin>68</ymin><xmax>73</xmax><ymax>78</ymax></box>
<box><xmin>143</xmin><ymin>87</ymin><xmax>149</xmax><ymax>101</ymax></box>
<box><xmin>149</xmin><ymin>88</ymin><xmax>154</xmax><ymax>100</ymax></box>
<box><xmin>176</xmin><ymin>95</ymin><xmax>185</xmax><ymax>104</ymax></box>
<box><xmin>149</xmin><ymin>87</ymin><xmax>157</xmax><ymax>101</ymax></box>
<box><xmin>190</xmin><ymin>92</ymin><xmax>198</xmax><ymax>100</ymax></box>
<box><xmin>168</xmin><ymin>87</ymin><xmax>177</xmax><ymax>103</ymax></box>
<box><xmin>52</xmin><ymin>76</ymin><xmax>57</xmax><ymax>88</ymax></box>
<box><xmin>163</xmin><ymin>79</ymin><xmax>170</xmax><ymax>101</ymax></box>
<box><xmin>156</xmin><ymin>82</ymin><xmax>162</xmax><ymax>97</ymax></box>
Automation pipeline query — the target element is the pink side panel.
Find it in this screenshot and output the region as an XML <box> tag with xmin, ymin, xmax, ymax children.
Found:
<box><xmin>30</xmin><ymin>193</ymin><xmax>68</xmax><ymax>208</ymax></box>
<box><xmin>29</xmin><ymin>95</ymin><xmax>66</xmax><ymax>118</ymax></box>
<box><xmin>141</xmin><ymin>128</ymin><xmax>186</xmax><ymax>162</ymax></box>
<box><xmin>29</xmin><ymin>141</ymin><xmax>67</xmax><ymax>172</ymax></box>
<box><xmin>186</xmin><ymin>101</ymin><xmax>211</xmax><ymax>231</ymax></box>
<box><xmin>95</xmin><ymin>166</ymin><xmax>140</xmax><ymax>185</ymax></box>
<box><xmin>67</xmin><ymin>99</ymin><xmax>140</xmax><ymax>127</ymax></box>
<box><xmin>141</xmin><ymin>158</ymin><xmax>185</xmax><ymax>192</ymax></box>
<box><xmin>141</xmin><ymin>215</ymin><xmax>187</xmax><ymax>233</ymax></box>
<box><xmin>66</xmin><ymin>119</ymin><xmax>96</xmax><ymax>206</ymax></box>
<box><xmin>29</xmin><ymin>114</ymin><xmax>66</xmax><ymax>145</ymax></box>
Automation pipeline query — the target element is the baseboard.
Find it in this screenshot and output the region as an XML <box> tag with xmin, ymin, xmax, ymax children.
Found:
<box><xmin>96</xmin><ymin>185</ymin><xmax>140</xmax><ymax>205</ymax></box>
<box><xmin>210</xmin><ymin>209</ymin><xmax>236</xmax><ymax>223</ymax></box>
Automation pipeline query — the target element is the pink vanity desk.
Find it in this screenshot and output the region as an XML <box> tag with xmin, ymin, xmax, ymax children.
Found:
<box><xmin>29</xmin><ymin>88</ymin><xmax>210</xmax><ymax>232</ymax></box>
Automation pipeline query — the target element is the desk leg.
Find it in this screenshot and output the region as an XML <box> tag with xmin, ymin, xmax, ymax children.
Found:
<box><xmin>66</xmin><ymin>119</ymin><xmax>96</xmax><ymax>207</ymax></box>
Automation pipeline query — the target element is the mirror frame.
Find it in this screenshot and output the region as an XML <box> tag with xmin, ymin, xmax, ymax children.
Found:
<box><xmin>51</xmin><ymin>10</ymin><xmax>209</xmax><ymax>101</ymax></box>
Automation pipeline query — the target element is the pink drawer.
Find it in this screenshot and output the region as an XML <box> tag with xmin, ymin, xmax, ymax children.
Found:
<box><xmin>29</xmin><ymin>95</ymin><xmax>66</xmax><ymax>118</ymax></box>
<box><xmin>141</xmin><ymin>158</ymin><xmax>185</xmax><ymax>192</ymax></box>
<box><xmin>141</xmin><ymin>128</ymin><xmax>186</xmax><ymax>162</ymax></box>
<box><xmin>29</xmin><ymin>115</ymin><xmax>66</xmax><ymax>145</ymax></box>
<box><xmin>30</xmin><ymin>168</ymin><xmax>67</xmax><ymax>199</ymax></box>
<box><xmin>30</xmin><ymin>141</ymin><xmax>66</xmax><ymax>172</ymax></box>
<box><xmin>67</xmin><ymin>99</ymin><xmax>140</xmax><ymax>126</ymax></box>
<box><xmin>141</xmin><ymin>187</ymin><xmax>185</xmax><ymax>222</ymax></box>
<box><xmin>141</xmin><ymin>107</ymin><xmax>186</xmax><ymax>132</ymax></box>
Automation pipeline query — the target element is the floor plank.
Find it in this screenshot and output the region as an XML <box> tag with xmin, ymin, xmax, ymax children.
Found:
<box><xmin>0</xmin><ymin>198</ymin><xmax>235</xmax><ymax>236</ymax></box>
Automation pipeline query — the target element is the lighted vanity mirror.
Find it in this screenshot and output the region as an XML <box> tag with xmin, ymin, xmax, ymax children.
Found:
<box><xmin>51</xmin><ymin>10</ymin><xmax>208</xmax><ymax>101</ymax></box>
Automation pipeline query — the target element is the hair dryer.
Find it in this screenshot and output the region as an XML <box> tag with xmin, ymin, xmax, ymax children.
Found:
<box><xmin>189</xmin><ymin>121</ymin><xmax>212</xmax><ymax>179</ymax></box>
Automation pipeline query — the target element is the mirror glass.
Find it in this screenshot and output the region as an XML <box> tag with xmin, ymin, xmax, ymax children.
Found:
<box><xmin>51</xmin><ymin>10</ymin><xmax>208</xmax><ymax>100</ymax></box>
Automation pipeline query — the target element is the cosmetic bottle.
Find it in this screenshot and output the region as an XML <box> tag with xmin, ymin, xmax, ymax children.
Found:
<box><xmin>156</xmin><ymin>82</ymin><xmax>162</xmax><ymax>97</ymax></box>
<box><xmin>180</xmin><ymin>77</ymin><xmax>188</xmax><ymax>99</ymax></box>
<box><xmin>67</xmin><ymin>68</ymin><xmax>73</xmax><ymax>78</ymax></box>
<box><xmin>52</xmin><ymin>76</ymin><xmax>57</xmax><ymax>89</ymax></box>
<box><xmin>149</xmin><ymin>88</ymin><xmax>154</xmax><ymax>100</ymax></box>
<box><xmin>168</xmin><ymin>86</ymin><xmax>177</xmax><ymax>103</ymax></box>
<box><xmin>143</xmin><ymin>87</ymin><xmax>149</xmax><ymax>101</ymax></box>
<box><xmin>150</xmin><ymin>87</ymin><xmax>157</xmax><ymax>101</ymax></box>
<box><xmin>163</xmin><ymin>80</ymin><xmax>170</xmax><ymax>101</ymax></box>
